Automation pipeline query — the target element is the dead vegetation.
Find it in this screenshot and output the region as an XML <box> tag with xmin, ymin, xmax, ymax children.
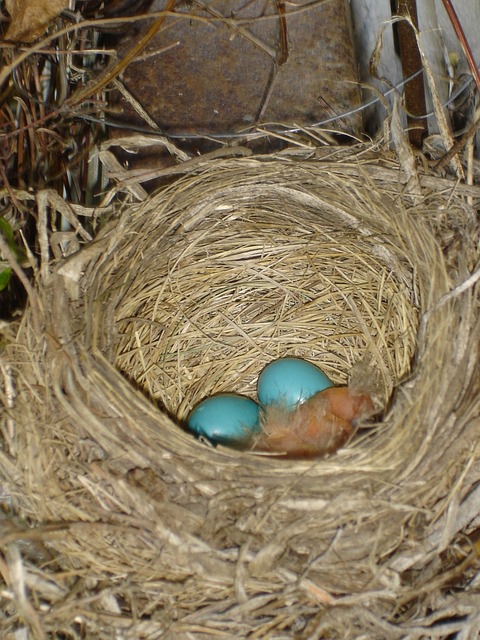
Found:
<box><xmin>1</xmin><ymin>1</ymin><xmax>480</xmax><ymax>639</ymax></box>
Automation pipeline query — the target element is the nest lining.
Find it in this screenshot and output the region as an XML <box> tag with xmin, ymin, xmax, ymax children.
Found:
<box><xmin>1</xmin><ymin>151</ymin><xmax>480</xmax><ymax>639</ymax></box>
<box><xmin>113</xmin><ymin>198</ymin><xmax>418</xmax><ymax>418</ymax></box>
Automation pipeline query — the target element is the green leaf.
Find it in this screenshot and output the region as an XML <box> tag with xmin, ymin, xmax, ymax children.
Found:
<box><xmin>0</xmin><ymin>218</ymin><xmax>14</xmax><ymax>244</ymax></box>
<box><xmin>0</xmin><ymin>268</ymin><xmax>12</xmax><ymax>291</ymax></box>
<box><xmin>0</xmin><ymin>218</ymin><xmax>27</xmax><ymax>264</ymax></box>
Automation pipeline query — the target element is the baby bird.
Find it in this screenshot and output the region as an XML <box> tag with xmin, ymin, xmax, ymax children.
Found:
<box><xmin>252</xmin><ymin>387</ymin><xmax>374</xmax><ymax>458</ymax></box>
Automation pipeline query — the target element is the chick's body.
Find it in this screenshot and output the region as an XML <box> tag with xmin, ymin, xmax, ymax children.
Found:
<box><xmin>254</xmin><ymin>387</ymin><xmax>374</xmax><ymax>458</ymax></box>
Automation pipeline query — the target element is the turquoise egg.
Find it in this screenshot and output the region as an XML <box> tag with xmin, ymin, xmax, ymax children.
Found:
<box><xmin>187</xmin><ymin>393</ymin><xmax>260</xmax><ymax>446</ymax></box>
<box><xmin>257</xmin><ymin>357</ymin><xmax>333</xmax><ymax>407</ymax></box>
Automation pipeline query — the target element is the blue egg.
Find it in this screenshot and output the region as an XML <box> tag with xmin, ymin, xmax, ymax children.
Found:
<box><xmin>187</xmin><ymin>393</ymin><xmax>260</xmax><ymax>446</ymax></box>
<box><xmin>257</xmin><ymin>357</ymin><xmax>333</xmax><ymax>407</ymax></box>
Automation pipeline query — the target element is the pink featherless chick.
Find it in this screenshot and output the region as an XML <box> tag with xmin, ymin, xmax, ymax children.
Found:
<box><xmin>252</xmin><ymin>387</ymin><xmax>374</xmax><ymax>458</ymax></box>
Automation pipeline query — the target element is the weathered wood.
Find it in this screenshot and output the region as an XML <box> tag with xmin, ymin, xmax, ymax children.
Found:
<box><xmin>351</xmin><ymin>0</ymin><xmax>479</xmax><ymax>135</ymax></box>
<box><xmin>350</xmin><ymin>0</ymin><xmax>402</xmax><ymax>135</ymax></box>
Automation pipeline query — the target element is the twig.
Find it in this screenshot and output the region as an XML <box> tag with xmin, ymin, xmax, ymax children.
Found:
<box><xmin>275</xmin><ymin>0</ymin><xmax>289</xmax><ymax>67</ymax></box>
<box><xmin>0</xmin><ymin>234</ymin><xmax>42</xmax><ymax>336</ymax></box>
<box><xmin>66</xmin><ymin>0</ymin><xmax>178</xmax><ymax>108</ymax></box>
<box><xmin>192</xmin><ymin>0</ymin><xmax>276</xmax><ymax>59</ymax></box>
<box><xmin>255</xmin><ymin>0</ymin><xmax>289</xmax><ymax>123</ymax></box>
<box><xmin>440</xmin><ymin>0</ymin><xmax>480</xmax><ymax>95</ymax></box>
<box><xmin>434</xmin><ymin>0</ymin><xmax>480</xmax><ymax>170</ymax></box>
<box><xmin>434</xmin><ymin>115</ymin><xmax>480</xmax><ymax>175</ymax></box>
<box><xmin>395</xmin><ymin>0</ymin><xmax>427</xmax><ymax>147</ymax></box>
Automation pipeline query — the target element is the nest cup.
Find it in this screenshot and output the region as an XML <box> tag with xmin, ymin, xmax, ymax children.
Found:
<box><xmin>112</xmin><ymin>169</ymin><xmax>419</xmax><ymax>418</ymax></box>
<box><xmin>3</xmin><ymin>152</ymin><xmax>480</xmax><ymax>638</ymax></box>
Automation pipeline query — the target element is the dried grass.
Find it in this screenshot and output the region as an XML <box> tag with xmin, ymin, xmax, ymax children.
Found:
<box><xmin>1</xmin><ymin>147</ymin><xmax>480</xmax><ymax>639</ymax></box>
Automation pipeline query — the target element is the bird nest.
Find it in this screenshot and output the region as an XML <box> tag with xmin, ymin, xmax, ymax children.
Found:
<box><xmin>1</xmin><ymin>149</ymin><xmax>480</xmax><ymax>639</ymax></box>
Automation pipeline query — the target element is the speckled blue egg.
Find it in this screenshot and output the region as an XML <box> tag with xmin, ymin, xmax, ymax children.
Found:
<box><xmin>257</xmin><ymin>357</ymin><xmax>333</xmax><ymax>407</ymax></box>
<box><xmin>187</xmin><ymin>393</ymin><xmax>260</xmax><ymax>446</ymax></box>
